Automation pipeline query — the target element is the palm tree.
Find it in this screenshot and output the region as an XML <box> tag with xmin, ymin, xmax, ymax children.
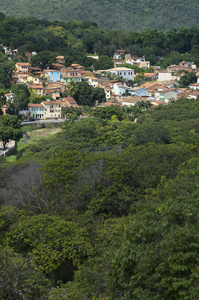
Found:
<box><xmin>66</xmin><ymin>80</ymin><xmax>78</xmax><ymax>96</ymax></box>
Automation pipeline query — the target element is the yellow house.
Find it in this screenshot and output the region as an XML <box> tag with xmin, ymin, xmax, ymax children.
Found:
<box><xmin>28</xmin><ymin>84</ymin><xmax>44</xmax><ymax>96</ymax></box>
<box><xmin>17</xmin><ymin>74</ymin><xmax>40</xmax><ymax>84</ymax></box>
<box><xmin>15</xmin><ymin>62</ymin><xmax>30</xmax><ymax>73</ymax></box>
<box><xmin>79</xmin><ymin>70</ymin><xmax>93</xmax><ymax>78</ymax></box>
<box><xmin>140</xmin><ymin>61</ymin><xmax>150</xmax><ymax>69</ymax></box>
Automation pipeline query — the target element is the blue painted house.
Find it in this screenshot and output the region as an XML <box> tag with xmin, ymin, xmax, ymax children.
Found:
<box><xmin>44</xmin><ymin>69</ymin><xmax>61</xmax><ymax>82</ymax></box>
<box><xmin>134</xmin><ymin>88</ymin><xmax>148</xmax><ymax>97</ymax></box>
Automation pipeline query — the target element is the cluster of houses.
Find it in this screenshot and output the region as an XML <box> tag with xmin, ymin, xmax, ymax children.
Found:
<box><xmin>2</xmin><ymin>46</ymin><xmax>199</xmax><ymax>119</ymax></box>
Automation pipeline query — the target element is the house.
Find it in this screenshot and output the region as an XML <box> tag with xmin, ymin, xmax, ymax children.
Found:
<box><xmin>164</xmin><ymin>80</ymin><xmax>180</xmax><ymax>89</ymax></box>
<box><xmin>15</xmin><ymin>62</ymin><xmax>30</xmax><ymax>73</ymax></box>
<box><xmin>105</xmin><ymin>88</ymin><xmax>112</xmax><ymax>99</ymax></box>
<box><xmin>17</xmin><ymin>74</ymin><xmax>40</xmax><ymax>85</ymax></box>
<box><xmin>28</xmin><ymin>84</ymin><xmax>44</xmax><ymax>96</ymax></box>
<box><xmin>62</xmin><ymin>96</ymin><xmax>77</xmax><ymax>107</ymax></box>
<box><xmin>28</xmin><ymin>103</ymin><xmax>45</xmax><ymax>120</ymax></box>
<box><xmin>113</xmin><ymin>50</ymin><xmax>125</xmax><ymax>60</ymax></box>
<box><xmin>139</xmin><ymin>82</ymin><xmax>163</xmax><ymax>90</ymax></box>
<box><xmin>134</xmin><ymin>88</ymin><xmax>149</xmax><ymax>97</ymax></box>
<box><xmin>159</xmin><ymin>89</ymin><xmax>178</xmax><ymax>102</ymax></box>
<box><xmin>125</xmin><ymin>55</ymin><xmax>146</xmax><ymax>65</ymax></box>
<box><xmin>189</xmin><ymin>83</ymin><xmax>199</xmax><ymax>91</ymax></box>
<box><xmin>144</xmin><ymin>73</ymin><xmax>158</xmax><ymax>80</ymax></box>
<box><xmin>45</xmin><ymin>82</ymin><xmax>66</xmax><ymax>93</ymax></box>
<box><xmin>5</xmin><ymin>93</ymin><xmax>14</xmax><ymax>103</ymax></box>
<box><xmin>43</xmin><ymin>69</ymin><xmax>61</xmax><ymax>82</ymax></box>
<box><xmin>112</xmin><ymin>82</ymin><xmax>127</xmax><ymax>96</ymax></box>
<box><xmin>41</xmin><ymin>100</ymin><xmax>62</xmax><ymax>119</ymax></box>
<box><xmin>88</xmin><ymin>77</ymin><xmax>98</xmax><ymax>88</ymax></box>
<box><xmin>1</xmin><ymin>45</ymin><xmax>9</xmax><ymax>54</ymax></box>
<box><xmin>61</xmin><ymin>76</ymin><xmax>82</xmax><ymax>83</ymax></box>
<box><xmin>29</xmin><ymin>67</ymin><xmax>42</xmax><ymax>74</ymax></box>
<box><xmin>45</xmin><ymin>89</ymin><xmax>61</xmax><ymax>97</ymax></box>
<box><xmin>104</xmin><ymin>67</ymin><xmax>134</xmax><ymax>81</ymax></box>
<box><xmin>16</xmin><ymin>73</ymin><xmax>29</xmax><ymax>84</ymax></box>
<box><xmin>179</xmin><ymin>61</ymin><xmax>191</xmax><ymax>68</ymax></box>
<box><xmin>150</xmin><ymin>100</ymin><xmax>165</xmax><ymax>107</ymax></box>
<box><xmin>140</xmin><ymin>61</ymin><xmax>150</xmax><ymax>69</ymax></box>
<box><xmin>148</xmin><ymin>84</ymin><xmax>165</xmax><ymax>98</ymax></box>
<box><xmin>70</xmin><ymin>64</ymin><xmax>84</xmax><ymax>70</ymax></box>
<box><xmin>187</xmin><ymin>91</ymin><xmax>199</xmax><ymax>100</ymax></box>
<box><xmin>56</xmin><ymin>55</ymin><xmax>65</xmax><ymax>64</ymax></box>
<box><xmin>67</xmin><ymin>64</ymin><xmax>84</xmax><ymax>71</ymax></box>
<box><xmin>121</xmin><ymin>96</ymin><xmax>145</xmax><ymax>106</ymax></box>
<box><xmin>114</xmin><ymin>60</ymin><xmax>125</xmax><ymax>67</ymax></box>
<box><xmin>177</xmin><ymin>90</ymin><xmax>192</xmax><ymax>99</ymax></box>
<box><xmin>158</xmin><ymin>71</ymin><xmax>177</xmax><ymax>82</ymax></box>
<box><xmin>78</xmin><ymin>70</ymin><xmax>93</xmax><ymax>79</ymax></box>
<box><xmin>1</xmin><ymin>104</ymin><xmax>9</xmax><ymax>114</ymax></box>
<box><xmin>51</xmin><ymin>63</ymin><xmax>64</xmax><ymax>70</ymax></box>
<box><xmin>52</xmin><ymin>93</ymin><xmax>61</xmax><ymax>100</ymax></box>
<box><xmin>61</xmin><ymin>68</ymin><xmax>80</xmax><ymax>78</ymax></box>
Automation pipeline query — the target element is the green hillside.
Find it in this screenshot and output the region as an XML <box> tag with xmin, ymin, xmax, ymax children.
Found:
<box><xmin>1</xmin><ymin>0</ymin><xmax>199</xmax><ymax>31</ymax></box>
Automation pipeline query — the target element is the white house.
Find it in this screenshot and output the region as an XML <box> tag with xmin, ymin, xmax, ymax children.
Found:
<box><xmin>125</xmin><ymin>55</ymin><xmax>146</xmax><ymax>65</ymax></box>
<box><xmin>158</xmin><ymin>71</ymin><xmax>177</xmax><ymax>82</ymax></box>
<box><xmin>105</xmin><ymin>67</ymin><xmax>134</xmax><ymax>81</ymax></box>
<box><xmin>112</xmin><ymin>83</ymin><xmax>127</xmax><ymax>96</ymax></box>
<box><xmin>105</xmin><ymin>88</ymin><xmax>112</xmax><ymax>99</ymax></box>
<box><xmin>189</xmin><ymin>83</ymin><xmax>199</xmax><ymax>91</ymax></box>
<box><xmin>187</xmin><ymin>91</ymin><xmax>199</xmax><ymax>100</ymax></box>
<box><xmin>113</xmin><ymin>50</ymin><xmax>125</xmax><ymax>60</ymax></box>
<box><xmin>5</xmin><ymin>93</ymin><xmax>14</xmax><ymax>103</ymax></box>
<box><xmin>88</xmin><ymin>77</ymin><xmax>98</xmax><ymax>88</ymax></box>
<box><xmin>41</xmin><ymin>100</ymin><xmax>62</xmax><ymax>119</ymax></box>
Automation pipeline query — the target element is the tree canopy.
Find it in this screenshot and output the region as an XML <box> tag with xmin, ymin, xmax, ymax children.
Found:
<box><xmin>0</xmin><ymin>114</ymin><xmax>23</xmax><ymax>149</ymax></box>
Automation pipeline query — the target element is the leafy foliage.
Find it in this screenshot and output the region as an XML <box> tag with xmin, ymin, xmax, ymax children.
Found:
<box><xmin>0</xmin><ymin>114</ymin><xmax>23</xmax><ymax>149</ymax></box>
<box><xmin>1</xmin><ymin>1</ymin><xmax>199</xmax><ymax>31</ymax></box>
<box><xmin>2</xmin><ymin>99</ymin><xmax>199</xmax><ymax>298</ymax></box>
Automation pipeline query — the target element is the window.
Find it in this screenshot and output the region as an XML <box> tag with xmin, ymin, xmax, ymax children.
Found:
<box><xmin>124</xmin><ymin>72</ymin><xmax>126</xmax><ymax>75</ymax></box>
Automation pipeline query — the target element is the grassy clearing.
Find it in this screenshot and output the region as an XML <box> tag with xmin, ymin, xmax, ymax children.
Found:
<box><xmin>28</xmin><ymin>127</ymin><xmax>61</xmax><ymax>139</ymax></box>
<box><xmin>6</xmin><ymin>127</ymin><xmax>62</xmax><ymax>162</ymax></box>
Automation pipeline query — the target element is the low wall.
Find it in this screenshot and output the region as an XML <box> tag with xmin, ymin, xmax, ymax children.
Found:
<box><xmin>0</xmin><ymin>141</ymin><xmax>16</xmax><ymax>157</ymax></box>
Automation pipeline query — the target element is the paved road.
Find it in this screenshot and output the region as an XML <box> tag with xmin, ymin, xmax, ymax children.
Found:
<box><xmin>21</xmin><ymin>119</ymin><xmax>65</xmax><ymax>125</ymax></box>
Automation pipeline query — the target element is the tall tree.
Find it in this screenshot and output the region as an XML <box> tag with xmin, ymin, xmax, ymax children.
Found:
<box><xmin>0</xmin><ymin>114</ymin><xmax>23</xmax><ymax>149</ymax></box>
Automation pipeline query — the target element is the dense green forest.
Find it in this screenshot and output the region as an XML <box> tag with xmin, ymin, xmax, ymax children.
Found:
<box><xmin>1</xmin><ymin>14</ymin><xmax>199</xmax><ymax>71</ymax></box>
<box><xmin>1</xmin><ymin>99</ymin><xmax>199</xmax><ymax>298</ymax></box>
<box><xmin>1</xmin><ymin>0</ymin><xmax>199</xmax><ymax>31</ymax></box>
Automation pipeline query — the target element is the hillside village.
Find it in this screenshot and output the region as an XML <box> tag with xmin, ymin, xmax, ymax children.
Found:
<box><xmin>3</xmin><ymin>14</ymin><xmax>199</xmax><ymax>300</ymax></box>
<box><xmin>1</xmin><ymin>45</ymin><xmax>199</xmax><ymax>121</ymax></box>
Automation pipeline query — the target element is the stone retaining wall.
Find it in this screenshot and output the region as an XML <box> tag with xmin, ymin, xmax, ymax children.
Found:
<box><xmin>0</xmin><ymin>141</ymin><xmax>16</xmax><ymax>156</ymax></box>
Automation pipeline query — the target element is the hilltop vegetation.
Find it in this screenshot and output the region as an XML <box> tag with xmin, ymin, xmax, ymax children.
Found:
<box><xmin>1</xmin><ymin>15</ymin><xmax>199</xmax><ymax>71</ymax></box>
<box><xmin>1</xmin><ymin>0</ymin><xmax>199</xmax><ymax>31</ymax></box>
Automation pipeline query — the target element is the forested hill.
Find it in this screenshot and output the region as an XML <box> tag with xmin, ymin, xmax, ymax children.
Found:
<box><xmin>1</xmin><ymin>0</ymin><xmax>199</xmax><ymax>31</ymax></box>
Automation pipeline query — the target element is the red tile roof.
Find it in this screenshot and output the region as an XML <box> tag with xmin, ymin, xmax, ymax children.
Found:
<box><xmin>28</xmin><ymin>103</ymin><xmax>44</xmax><ymax>107</ymax></box>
